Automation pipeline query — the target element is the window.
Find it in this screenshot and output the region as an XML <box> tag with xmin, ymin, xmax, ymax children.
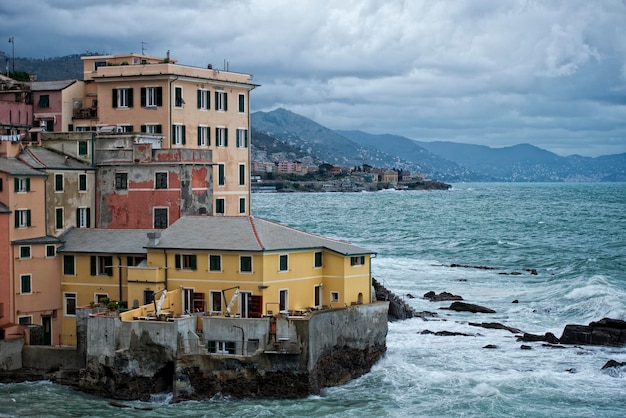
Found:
<box><xmin>208</xmin><ymin>340</ymin><xmax>235</xmax><ymax>354</ymax></box>
<box><xmin>15</xmin><ymin>209</ymin><xmax>31</xmax><ymax>228</ymax></box>
<box><xmin>210</xmin><ymin>291</ymin><xmax>222</xmax><ymax>313</ymax></box>
<box><xmin>44</xmin><ymin>120</ymin><xmax>54</xmax><ymax>132</ymax></box>
<box><xmin>141</xmin><ymin>86</ymin><xmax>162</xmax><ymax>107</ymax></box>
<box><xmin>55</xmin><ymin>208</ymin><xmax>63</xmax><ymax>230</ymax></box>
<box><xmin>236</xmin><ymin>129</ymin><xmax>248</xmax><ymax>148</ymax></box>
<box><xmin>142</xmin><ymin>124</ymin><xmax>162</xmax><ymax>134</ymax></box>
<box><xmin>279</xmin><ymin>289</ymin><xmax>288</xmax><ymax>312</ymax></box>
<box><xmin>331</xmin><ymin>291</ymin><xmax>339</xmax><ymax>303</ymax></box>
<box><xmin>215</xmin><ymin>91</ymin><xmax>228</xmax><ymax>111</ymax></box>
<box><xmin>14</xmin><ymin>177</ymin><xmax>30</xmax><ymax>192</ymax></box>
<box><xmin>215</xmin><ymin>198</ymin><xmax>225</xmax><ymax>215</ymax></box>
<box><xmin>155</xmin><ymin>172</ymin><xmax>168</xmax><ymax>189</ymax></box>
<box><xmin>209</xmin><ymin>255</ymin><xmax>221</xmax><ymax>272</ymax></box>
<box><xmin>279</xmin><ymin>254</ymin><xmax>288</xmax><ymax>272</ymax></box>
<box><xmin>18</xmin><ymin>316</ymin><xmax>32</xmax><ymax>325</ymax></box>
<box><xmin>351</xmin><ymin>256</ymin><xmax>366</xmax><ymax>266</ymax></box>
<box><xmin>19</xmin><ymin>246</ymin><xmax>31</xmax><ymax>259</ymax></box>
<box><xmin>54</xmin><ymin>174</ymin><xmax>64</xmax><ymax>192</ymax></box>
<box><xmin>95</xmin><ymin>293</ymin><xmax>108</xmax><ymax>304</ymax></box>
<box><xmin>216</xmin><ymin>127</ymin><xmax>228</xmax><ymax>147</ymax></box>
<box><xmin>46</xmin><ymin>245</ymin><xmax>56</xmax><ymax>258</ymax></box>
<box><xmin>78</xmin><ymin>141</ymin><xmax>88</xmax><ymax>156</ymax></box>
<box><xmin>314</xmin><ymin>252</ymin><xmax>323</xmax><ymax>268</ymax></box>
<box><xmin>143</xmin><ymin>290</ymin><xmax>154</xmax><ymax>305</ymax></box>
<box><xmin>76</xmin><ymin>207</ymin><xmax>91</xmax><ymax>228</ymax></box>
<box><xmin>112</xmin><ymin>88</ymin><xmax>133</xmax><ymax>108</ymax></box>
<box><xmin>198</xmin><ymin>126</ymin><xmax>210</xmax><ymax>146</ymax></box>
<box><xmin>240</xmin><ymin>256</ymin><xmax>252</xmax><ymax>273</ymax></box>
<box><xmin>238</xmin><ymin>94</ymin><xmax>245</xmax><ymax>113</ymax></box>
<box><xmin>239</xmin><ymin>197</ymin><xmax>246</xmax><ymax>214</ymax></box>
<box><xmin>65</xmin><ymin>293</ymin><xmax>77</xmax><ymax>316</ymax></box>
<box><xmin>117</xmin><ymin>125</ymin><xmax>133</xmax><ymax>133</ymax></box>
<box><xmin>38</xmin><ymin>94</ymin><xmax>49</xmax><ymax>108</ymax></box>
<box><xmin>197</xmin><ymin>89</ymin><xmax>210</xmax><ymax>110</ymax></box>
<box><xmin>175</xmin><ymin>254</ymin><xmax>197</xmax><ymax>270</ymax></box>
<box><xmin>94</xmin><ymin>61</ymin><xmax>107</xmax><ymax>71</ymax></box>
<box><xmin>91</xmin><ymin>255</ymin><xmax>113</xmax><ymax>276</ymax></box>
<box><xmin>63</xmin><ymin>255</ymin><xmax>75</xmax><ymax>275</ymax></box>
<box><xmin>20</xmin><ymin>274</ymin><xmax>31</xmax><ymax>294</ymax></box>
<box><xmin>175</xmin><ymin>86</ymin><xmax>184</xmax><ymax>107</ymax></box>
<box><xmin>127</xmin><ymin>256</ymin><xmax>146</xmax><ymax>267</ymax></box>
<box><xmin>218</xmin><ymin>164</ymin><xmax>225</xmax><ymax>186</ymax></box>
<box><xmin>154</xmin><ymin>208</ymin><xmax>168</xmax><ymax>229</ymax></box>
<box><xmin>115</xmin><ymin>172</ymin><xmax>128</xmax><ymax>190</ymax></box>
<box><xmin>238</xmin><ymin>164</ymin><xmax>246</xmax><ymax>186</ymax></box>
<box><xmin>172</xmin><ymin>124</ymin><xmax>186</xmax><ymax>145</ymax></box>
<box><xmin>79</xmin><ymin>174</ymin><xmax>87</xmax><ymax>192</ymax></box>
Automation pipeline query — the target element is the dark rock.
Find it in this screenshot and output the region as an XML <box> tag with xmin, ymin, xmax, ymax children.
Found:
<box><xmin>559</xmin><ymin>318</ymin><xmax>626</xmax><ymax>346</ymax></box>
<box><xmin>483</xmin><ymin>344</ymin><xmax>497</xmax><ymax>349</ymax></box>
<box><xmin>457</xmin><ymin>279</ymin><xmax>467</xmax><ymax>282</ymax></box>
<box><xmin>518</xmin><ymin>332</ymin><xmax>559</xmax><ymax>344</ymax></box>
<box><xmin>520</xmin><ymin>345</ymin><xmax>532</xmax><ymax>350</ymax></box>
<box><xmin>449</xmin><ymin>264</ymin><xmax>498</xmax><ymax>270</ymax></box>
<box><xmin>565</xmin><ymin>368</ymin><xmax>576</xmax><ymax>373</ymax></box>
<box><xmin>372</xmin><ymin>278</ymin><xmax>418</xmax><ymax>321</ymax></box>
<box><xmin>510</xmin><ymin>272</ymin><xmax>522</xmax><ymax>275</ymax></box>
<box><xmin>469</xmin><ymin>322</ymin><xmax>521</xmax><ymax>334</ymax></box>
<box><xmin>420</xmin><ymin>330</ymin><xmax>473</xmax><ymax>337</ymax></box>
<box><xmin>423</xmin><ymin>291</ymin><xmax>463</xmax><ymax>302</ymax></box>
<box><xmin>601</xmin><ymin>360</ymin><xmax>626</xmax><ymax>369</ymax></box>
<box><xmin>512</xmin><ymin>299</ymin><xmax>519</xmax><ymax>304</ymax></box>
<box><xmin>406</xmin><ymin>293</ymin><xmax>415</xmax><ymax>299</ymax></box>
<box><xmin>443</xmin><ymin>302</ymin><xmax>496</xmax><ymax>314</ymax></box>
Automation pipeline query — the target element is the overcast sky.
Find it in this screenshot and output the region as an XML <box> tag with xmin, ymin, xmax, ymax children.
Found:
<box><xmin>2</xmin><ymin>0</ymin><xmax>625</xmax><ymax>157</ymax></box>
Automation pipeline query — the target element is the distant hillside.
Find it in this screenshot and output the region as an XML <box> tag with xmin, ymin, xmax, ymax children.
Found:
<box><xmin>11</xmin><ymin>54</ymin><xmax>84</xmax><ymax>81</ymax></box>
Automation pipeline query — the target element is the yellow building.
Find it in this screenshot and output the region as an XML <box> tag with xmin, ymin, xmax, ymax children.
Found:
<box><xmin>77</xmin><ymin>53</ymin><xmax>258</xmax><ymax>216</ymax></box>
<box><xmin>58</xmin><ymin>216</ymin><xmax>375</xmax><ymax>338</ymax></box>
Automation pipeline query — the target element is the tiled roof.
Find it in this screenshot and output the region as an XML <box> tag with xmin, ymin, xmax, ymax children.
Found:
<box><xmin>59</xmin><ymin>228</ymin><xmax>154</xmax><ymax>254</ymax></box>
<box><xmin>30</xmin><ymin>80</ymin><xmax>77</xmax><ymax>91</ymax></box>
<box><xmin>0</xmin><ymin>157</ymin><xmax>46</xmax><ymax>176</ymax></box>
<box><xmin>12</xmin><ymin>235</ymin><xmax>62</xmax><ymax>245</ymax></box>
<box><xmin>20</xmin><ymin>147</ymin><xmax>92</xmax><ymax>170</ymax></box>
<box><xmin>152</xmin><ymin>216</ymin><xmax>373</xmax><ymax>256</ymax></box>
<box><xmin>0</xmin><ymin>202</ymin><xmax>10</xmax><ymax>213</ymax></box>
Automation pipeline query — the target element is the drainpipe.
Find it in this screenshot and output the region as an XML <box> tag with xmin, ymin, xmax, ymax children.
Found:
<box><xmin>168</xmin><ymin>76</ymin><xmax>179</xmax><ymax>149</ymax></box>
<box><xmin>163</xmin><ymin>249</ymin><xmax>168</xmax><ymax>290</ymax></box>
<box><xmin>117</xmin><ymin>256</ymin><xmax>123</xmax><ymax>302</ymax></box>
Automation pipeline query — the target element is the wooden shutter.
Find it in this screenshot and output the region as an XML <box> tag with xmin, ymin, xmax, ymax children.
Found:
<box><xmin>224</xmin><ymin>128</ymin><xmax>228</xmax><ymax>146</ymax></box>
<box><xmin>112</xmin><ymin>89</ymin><xmax>118</xmax><ymax>108</ymax></box>
<box><xmin>86</xmin><ymin>208</ymin><xmax>91</xmax><ymax>228</ymax></box>
<box><xmin>190</xmin><ymin>255</ymin><xmax>197</xmax><ymax>270</ymax></box>
<box><xmin>141</xmin><ymin>88</ymin><xmax>146</xmax><ymax>107</ymax></box>
<box><xmin>182</xmin><ymin>125</ymin><xmax>186</xmax><ymax>145</ymax></box>
<box><xmin>156</xmin><ymin>87</ymin><xmax>163</xmax><ymax>106</ymax></box>
<box><xmin>105</xmin><ymin>256</ymin><xmax>113</xmax><ymax>276</ymax></box>
<box><xmin>197</xmin><ymin>127</ymin><xmax>202</xmax><ymax>145</ymax></box>
<box><xmin>141</xmin><ymin>125</ymin><xmax>147</xmax><ymax>133</ymax></box>
<box><xmin>128</xmin><ymin>88</ymin><xmax>133</xmax><ymax>107</ymax></box>
<box><xmin>175</xmin><ymin>255</ymin><xmax>181</xmax><ymax>269</ymax></box>
<box><xmin>197</xmin><ymin>90</ymin><xmax>202</xmax><ymax>109</ymax></box>
<box><xmin>224</xmin><ymin>93</ymin><xmax>228</xmax><ymax>111</ymax></box>
<box><xmin>90</xmin><ymin>256</ymin><xmax>97</xmax><ymax>275</ymax></box>
<box><xmin>26</xmin><ymin>210</ymin><xmax>31</xmax><ymax>227</ymax></box>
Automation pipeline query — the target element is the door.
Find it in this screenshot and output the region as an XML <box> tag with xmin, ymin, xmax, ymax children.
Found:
<box><xmin>182</xmin><ymin>288</ymin><xmax>193</xmax><ymax>314</ymax></box>
<box><xmin>42</xmin><ymin>316</ymin><xmax>52</xmax><ymax>346</ymax></box>
<box><xmin>314</xmin><ymin>285</ymin><xmax>323</xmax><ymax>308</ymax></box>
<box><xmin>239</xmin><ymin>292</ymin><xmax>252</xmax><ymax>318</ymax></box>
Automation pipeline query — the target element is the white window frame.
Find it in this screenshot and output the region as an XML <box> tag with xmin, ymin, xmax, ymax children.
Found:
<box><xmin>240</xmin><ymin>255</ymin><xmax>252</xmax><ymax>273</ymax></box>
<box><xmin>77</xmin><ymin>207</ymin><xmax>89</xmax><ymax>228</ymax></box>
<box><xmin>215</xmin><ymin>198</ymin><xmax>225</xmax><ymax>215</ymax></box>
<box><xmin>209</xmin><ymin>254</ymin><xmax>221</xmax><ymax>272</ymax></box>
<box><xmin>198</xmin><ymin>125</ymin><xmax>209</xmax><ymax>147</ymax></box>
<box><xmin>279</xmin><ymin>254</ymin><xmax>288</xmax><ymax>272</ymax></box>
<box><xmin>238</xmin><ymin>163</ymin><xmax>246</xmax><ymax>186</ymax></box>
<box><xmin>198</xmin><ymin>89</ymin><xmax>209</xmax><ymax>110</ymax></box>
<box><xmin>15</xmin><ymin>209</ymin><xmax>29</xmax><ymax>228</ymax></box>
<box><xmin>216</xmin><ymin>127</ymin><xmax>226</xmax><ymax>147</ymax></box>
<box><xmin>145</xmin><ymin>124</ymin><xmax>160</xmax><ymax>134</ymax></box>
<box><xmin>173</xmin><ymin>124</ymin><xmax>184</xmax><ymax>145</ymax></box>
<box><xmin>18</xmin><ymin>315</ymin><xmax>32</xmax><ymax>325</ymax></box>
<box><xmin>117</xmin><ymin>88</ymin><xmax>130</xmax><ymax>108</ymax></box>
<box><xmin>238</xmin><ymin>93</ymin><xmax>245</xmax><ymax>113</ymax></box>
<box><xmin>210</xmin><ymin>290</ymin><xmax>222</xmax><ymax>313</ymax></box>
<box><xmin>64</xmin><ymin>293</ymin><xmax>77</xmax><ymax>316</ymax></box>
<box><xmin>54</xmin><ymin>173</ymin><xmax>64</xmax><ymax>192</ymax></box>
<box><xmin>279</xmin><ymin>289</ymin><xmax>289</xmax><ymax>312</ymax></box>
<box><xmin>78</xmin><ymin>173</ymin><xmax>87</xmax><ymax>192</ymax></box>
<box><xmin>20</xmin><ymin>274</ymin><xmax>32</xmax><ymax>294</ymax></box>
<box><xmin>46</xmin><ymin>244</ymin><xmax>56</xmax><ymax>258</ymax></box>
<box><xmin>146</xmin><ymin>87</ymin><xmax>158</xmax><ymax>107</ymax></box>
<box><xmin>19</xmin><ymin>245</ymin><xmax>31</xmax><ymax>259</ymax></box>
<box><xmin>175</xmin><ymin>86</ymin><xmax>184</xmax><ymax>107</ymax></box>
<box><xmin>330</xmin><ymin>291</ymin><xmax>339</xmax><ymax>303</ymax></box>
<box><xmin>236</xmin><ymin>128</ymin><xmax>248</xmax><ymax>148</ymax></box>
<box><xmin>216</xmin><ymin>91</ymin><xmax>227</xmax><ymax>111</ymax></box>
<box><xmin>16</xmin><ymin>178</ymin><xmax>28</xmax><ymax>193</ymax></box>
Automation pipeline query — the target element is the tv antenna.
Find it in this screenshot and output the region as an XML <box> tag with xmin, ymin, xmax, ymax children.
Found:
<box><xmin>141</xmin><ymin>41</ymin><xmax>148</xmax><ymax>55</ymax></box>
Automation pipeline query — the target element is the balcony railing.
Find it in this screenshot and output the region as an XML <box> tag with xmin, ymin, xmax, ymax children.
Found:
<box><xmin>73</xmin><ymin>107</ymin><xmax>98</xmax><ymax>119</ymax></box>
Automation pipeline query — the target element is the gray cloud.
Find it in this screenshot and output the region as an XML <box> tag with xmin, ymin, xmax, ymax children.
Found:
<box><xmin>2</xmin><ymin>0</ymin><xmax>625</xmax><ymax>156</ymax></box>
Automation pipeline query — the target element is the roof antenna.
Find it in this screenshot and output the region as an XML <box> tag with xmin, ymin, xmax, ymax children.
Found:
<box><xmin>141</xmin><ymin>41</ymin><xmax>148</xmax><ymax>55</ymax></box>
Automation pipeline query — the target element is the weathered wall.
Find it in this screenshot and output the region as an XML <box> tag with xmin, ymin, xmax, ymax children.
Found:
<box><xmin>22</xmin><ymin>346</ymin><xmax>82</xmax><ymax>370</ymax></box>
<box><xmin>0</xmin><ymin>338</ymin><xmax>23</xmax><ymax>371</ymax></box>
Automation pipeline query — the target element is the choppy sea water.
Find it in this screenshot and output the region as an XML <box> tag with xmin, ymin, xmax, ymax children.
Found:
<box><xmin>2</xmin><ymin>183</ymin><xmax>625</xmax><ymax>417</ymax></box>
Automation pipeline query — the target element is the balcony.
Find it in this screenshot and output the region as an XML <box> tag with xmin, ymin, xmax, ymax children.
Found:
<box><xmin>73</xmin><ymin>107</ymin><xmax>98</xmax><ymax>120</ymax></box>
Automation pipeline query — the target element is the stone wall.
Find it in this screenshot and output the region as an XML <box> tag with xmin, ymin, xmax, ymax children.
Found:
<box><xmin>0</xmin><ymin>338</ymin><xmax>23</xmax><ymax>371</ymax></box>
<box><xmin>22</xmin><ymin>346</ymin><xmax>83</xmax><ymax>370</ymax></box>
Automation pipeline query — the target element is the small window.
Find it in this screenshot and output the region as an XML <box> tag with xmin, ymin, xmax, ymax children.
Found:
<box><xmin>331</xmin><ymin>292</ymin><xmax>339</xmax><ymax>303</ymax></box>
<box><xmin>95</xmin><ymin>293</ymin><xmax>108</xmax><ymax>304</ymax></box>
<box><xmin>63</xmin><ymin>255</ymin><xmax>75</xmax><ymax>275</ymax></box>
<box><xmin>91</xmin><ymin>255</ymin><xmax>113</xmax><ymax>276</ymax></box>
<box><xmin>19</xmin><ymin>246</ymin><xmax>31</xmax><ymax>259</ymax></box>
<box><xmin>238</xmin><ymin>164</ymin><xmax>246</xmax><ymax>186</ymax></box>
<box><xmin>215</xmin><ymin>91</ymin><xmax>228</xmax><ymax>111</ymax></box>
<box><xmin>20</xmin><ymin>274</ymin><xmax>32</xmax><ymax>294</ymax></box>
<box><xmin>279</xmin><ymin>289</ymin><xmax>288</xmax><ymax>311</ymax></box>
<box><xmin>55</xmin><ymin>208</ymin><xmax>63</xmax><ymax>230</ymax></box>
<box><xmin>210</xmin><ymin>291</ymin><xmax>222</xmax><ymax>313</ymax></box>
<box><xmin>239</xmin><ymin>197</ymin><xmax>246</xmax><ymax>214</ymax></box>
<box><xmin>46</xmin><ymin>245</ymin><xmax>56</xmax><ymax>258</ymax></box>
<box><xmin>175</xmin><ymin>254</ymin><xmax>197</xmax><ymax>270</ymax></box>
<box><xmin>279</xmin><ymin>254</ymin><xmax>288</xmax><ymax>272</ymax></box>
<box><xmin>197</xmin><ymin>126</ymin><xmax>210</xmax><ymax>147</ymax></box>
<box><xmin>197</xmin><ymin>89</ymin><xmax>210</xmax><ymax>110</ymax></box>
<box><xmin>18</xmin><ymin>316</ymin><xmax>32</xmax><ymax>325</ymax></box>
<box><xmin>141</xmin><ymin>86</ymin><xmax>163</xmax><ymax>107</ymax></box>
<box><xmin>143</xmin><ymin>290</ymin><xmax>154</xmax><ymax>305</ymax></box>
<box><xmin>218</xmin><ymin>164</ymin><xmax>225</xmax><ymax>186</ymax></box>
<box><xmin>94</xmin><ymin>61</ymin><xmax>107</xmax><ymax>71</ymax></box>
<box><xmin>155</xmin><ymin>172</ymin><xmax>168</xmax><ymax>189</ymax></box>
<box><xmin>142</xmin><ymin>124</ymin><xmax>162</xmax><ymax>134</ymax></box>
<box><xmin>15</xmin><ymin>209</ymin><xmax>31</xmax><ymax>228</ymax></box>
<box><xmin>112</xmin><ymin>88</ymin><xmax>133</xmax><ymax>108</ymax></box>
<box><xmin>238</xmin><ymin>93</ymin><xmax>245</xmax><ymax>113</ymax></box>
<box><xmin>115</xmin><ymin>172</ymin><xmax>128</xmax><ymax>190</ymax></box>
<box><xmin>209</xmin><ymin>255</ymin><xmax>221</xmax><ymax>272</ymax></box>
<box><xmin>14</xmin><ymin>177</ymin><xmax>30</xmax><ymax>193</ymax></box>
<box><xmin>350</xmin><ymin>256</ymin><xmax>366</xmax><ymax>266</ymax></box>
<box><xmin>240</xmin><ymin>256</ymin><xmax>252</xmax><ymax>273</ymax></box>
<box><xmin>236</xmin><ymin>129</ymin><xmax>248</xmax><ymax>148</ymax></box>
<box><xmin>65</xmin><ymin>293</ymin><xmax>77</xmax><ymax>316</ymax></box>
<box><xmin>175</xmin><ymin>86</ymin><xmax>184</xmax><ymax>107</ymax></box>
<box><xmin>216</xmin><ymin>127</ymin><xmax>228</xmax><ymax>147</ymax></box>
<box><xmin>215</xmin><ymin>198</ymin><xmax>225</xmax><ymax>215</ymax></box>
<box><xmin>76</xmin><ymin>207</ymin><xmax>91</xmax><ymax>228</ymax></box>
<box><xmin>79</xmin><ymin>174</ymin><xmax>87</xmax><ymax>192</ymax></box>
<box><xmin>172</xmin><ymin>124</ymin><xmax>186</xmax><ymax>145</ymax></box>
<box><xmin>154</xmin><ymin>208</ymin><xmax>168</xmax><ymax>229</ymax></box>
<box><xmin>78</xmin><ymin>141</ymin><xmax>88</xmax><ymax>156</ymax></box>
<box><xmin>38</xmin><ymin>95</ymin><xmax>49</xmax><ymax>108</ymax></box>
<box><xmin>54</xmin><ymin>174</ymin><xmax>63</xmax><ymax>192</ymax></box>
<box><xmin>314</xmin><ymin>252</ymin><xmax>323</xmax><ymax>268</ymax></box>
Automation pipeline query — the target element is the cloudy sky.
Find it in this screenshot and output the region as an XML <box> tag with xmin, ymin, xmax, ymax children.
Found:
<box><xmin>2</xmin><ymin>0</ymin><xmax>625</xmax><ymax>157</ymax></box>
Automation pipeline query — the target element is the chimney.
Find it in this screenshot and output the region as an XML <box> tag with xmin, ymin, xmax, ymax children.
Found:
<box><xmin>147</xmin><ymin>231</ymin><xmax>161</xmax><ymax>246</ymax></box>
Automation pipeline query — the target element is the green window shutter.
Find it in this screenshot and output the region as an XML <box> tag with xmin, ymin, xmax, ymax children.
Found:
<box><xmin>197</xmin><ymin>90</ymin><xmax>201</xmax><ymax>109</ymax></box>
<box><xmin>207</xmin><ymin>91</ymin><xmax>210</xmax><ymax>109</ymax></box>
<box><xmin>141</xmin><ymin>88</ymin><xmax>146</xmax><ymax>107</ymax></box>
<box><xmin>86</xmin><ymin>208</ymin><xmax>91</xmax><ymax>228</ymax></box>
<box><xmin>14</xmin><ymin>212</ymin><xmax>19</xmax><ymax>228</ymax></box>
<box><xmin>214</xmin><ymin>92</ymin><xmax>218</xmax><ymax>109</ymax></box>
<box><xmin>224</xmin><ymin>128</ymin><xmax>228</xmax><ymax>146</ymax></box>
<box><xmin>90</xmin><ymin>256</ymin><xmax>97</xmax><ymax>275</ymax></box>
<box><xmin>26</xmin><ymin>210</ymin><xmax>31</xmax><ymax>227</ymax></box>
<box><xmin>14</xmin><ymin>178</ymin><xmax>18</xmax><ymax>192</ymax></box>
<box><xmin>239</xmin><ymin>94</ymin><xmax>245</xmax><ymax>112</ymax></box>
<box><xmin>112</xmin><ymin>89</ymin><xmax>118</xmax><ymax>108</ymax></box>
<box><xmin>156</xmin><ymin>125</ymin><xmax>162</xmax><ymax>134</ymax></box>
<box><xmin>182</xmin><ymin>125</ymin><xmax>186</xmax><ymax>144</ymax></box>
<box><xmin>207</xmin><ymin>126</ymin><xmax>211</xmax><ymax>146</ymax></box>
<box><xmin>244</xmin><ymin>130</ymin><xmax>248</xmax><ymax>147</ymax></box>
<box><xmin>190</xmin><ymin>255</ymin><xmax>197</xmax><ymax>270</ymax></box>
<box><xmin>236</xmin><ymin>129</ymin><xmax>240</xmax><ymax>147</ymax></box>
<box><xmin>171</xmin><ymin>125</ymin><xmax>175</xmax><ymax>142</ymax></box>
<box><xmin>141</xmin><ymin>125</ymin><xmax>147</xmax><ymax>133</ymax></box>
<box><xmin>224</xmin><ymin>93</ymin><xmax>228</xmax><ymax>111</ymax></box>
<box><xmin>25</xmin><ymin>178</ymin><xmax>30</xmax><ymax>191</ymax></box>
<box><xmin>156</xmin><ymin>87</ymin><xmax>163</xmax><ymax>106</ymax></box>
<box><xmin>175</xmin><ymin>255</ymin><xmax>181</xmax><ymax>269</ymax></box>
<box><xmin>128</xmin><ymin>88</ymin><xmax>134</xmax><ymax>107</ymax></box>
<box><xmin>105</xmin><ymin>256</ymin><xmax>113</xmax><ymax>276</ymax></box>
<box><xmin>197</xmin><ymin>127</ymin><xmax>202</xmax><ymax>145</ymax></box>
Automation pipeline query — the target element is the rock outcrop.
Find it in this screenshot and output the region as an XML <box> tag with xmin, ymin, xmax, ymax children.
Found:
<box><xmin>559</xmin><ymin>318</ymin><xmax>626</xmax><ymax>346</ymax></box>
<box><xmin>373</xmin><ymin>278</ymin><xmax>418</xmax><ymax>321</ymax></box>
<box><xmin>442</xmin><ymin>302</ymin><xmax>496</xmax><ymax>314</ymax></box>
<box><xmin>469</xmin><ymin>322</ymin><xmax>521</xmax><ymax>334</ymax></box>
<box><xmin>423</xmin><ymin>291</ymin><xmax>463</xmax><ymax>302</ymax></box>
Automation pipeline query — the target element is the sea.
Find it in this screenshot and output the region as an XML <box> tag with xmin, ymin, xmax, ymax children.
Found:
<box><xmin>2</xmin><ymin>183</ymin><xmax>625</xmax><ymax>417</ymax></box>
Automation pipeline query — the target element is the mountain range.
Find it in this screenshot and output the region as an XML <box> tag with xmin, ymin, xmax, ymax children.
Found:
<box><xmin>252</xmin><ymin>108</ymin><xmax>626</xmax><ymax>182</ymax></box>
